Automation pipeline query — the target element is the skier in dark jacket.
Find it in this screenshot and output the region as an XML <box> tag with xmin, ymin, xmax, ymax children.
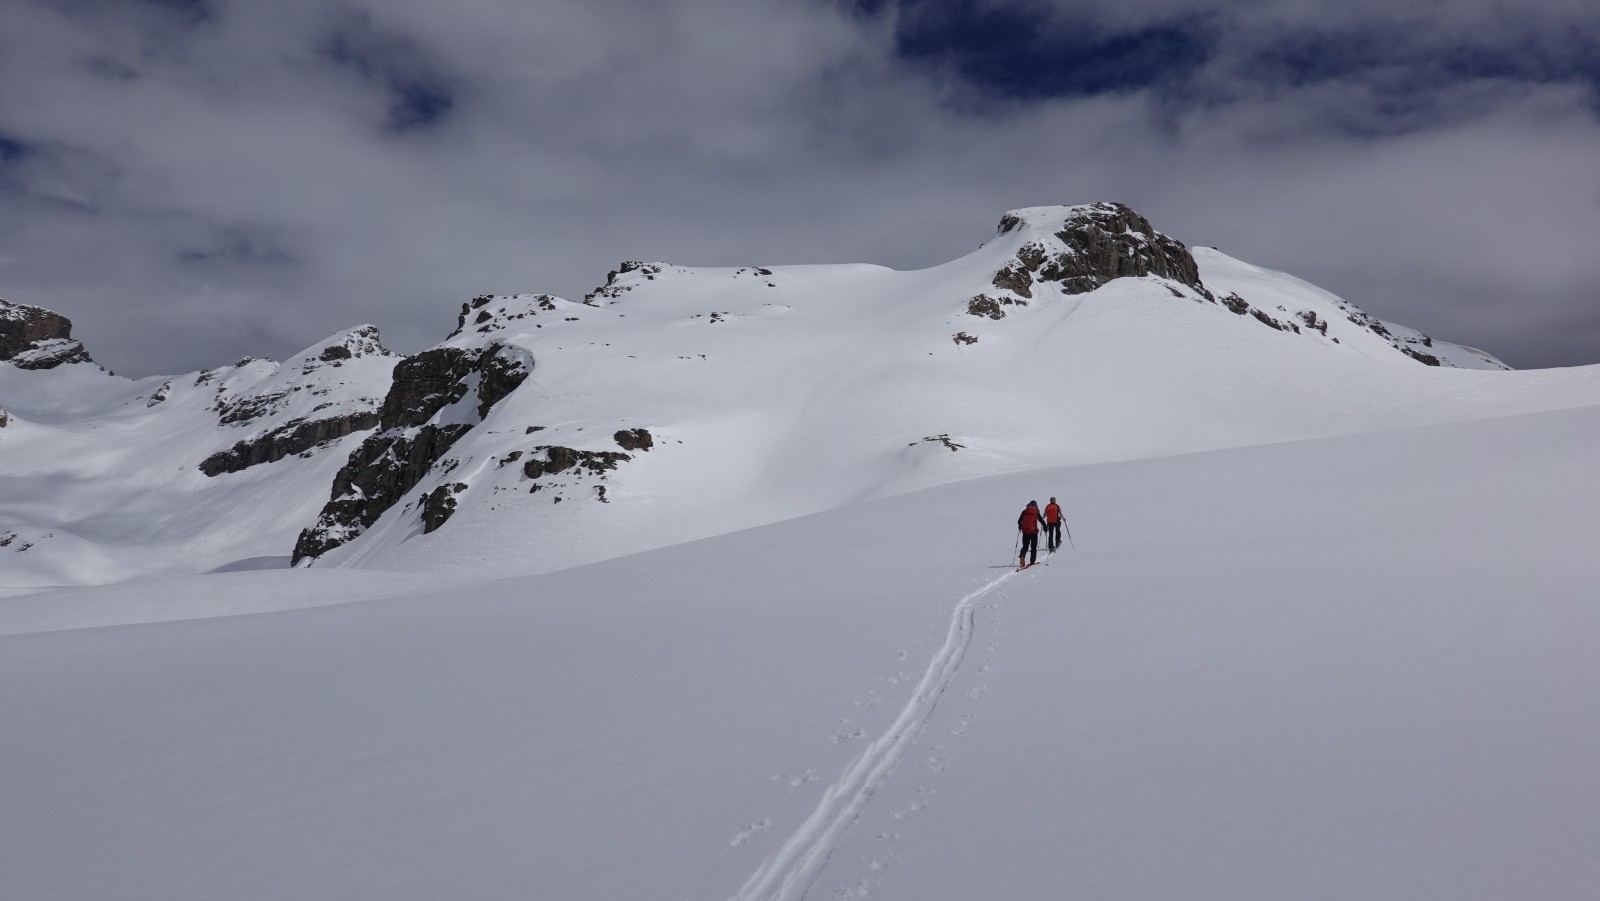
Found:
<box><xmin>1017</xmin><ymin>500</ymin><xmax>1043</xmax><ymax>568</ymax></box>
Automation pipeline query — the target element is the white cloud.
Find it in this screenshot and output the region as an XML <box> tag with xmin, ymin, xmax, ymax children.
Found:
<box><xmin>0</xmin><ymin>0</ymin><xmax>1596</xmax><ymax>373</ymax></box>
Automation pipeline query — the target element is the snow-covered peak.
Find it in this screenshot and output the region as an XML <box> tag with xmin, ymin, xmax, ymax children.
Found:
<box><xmin>584</xmin><ymin>261</ymin><xmax>685</xmax><ymax>304</ymax></box>
<box><xmin>279</xmin><ymin>324</ymin><xmax>395</xmax><ymax>376</ymax></box>
<box><xmin>996</xmin><ymin>202</ymin><xmax>1148</xmax><ymax>236</ymax></box>
<box><xmin>981</xmin><ymin>201</ymin><xmax>1204</xmax><ymax>299</ymax></box>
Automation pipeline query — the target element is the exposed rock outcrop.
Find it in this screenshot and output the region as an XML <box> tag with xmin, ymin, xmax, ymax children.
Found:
<box><xmin>421</xmin><ymin>482</ymin><xmax>468</xmax><ymax>533</ymax></box>
<box><xmin>585</xmin><ymin>261</ymin><xmax>663</xmax><ymax>304</ymax></box>
<box><xmin>379</xmin><ymin>347</ymin><xmax>484</xmax><ymax>428</ymax></box>
<box><xmin>522</xmin><ymin>445</ymin><xmax>630</xmax><ymax>479</ymax></box>
<box><xmin>1</xmin><ymin>299</ymin><xmax>95</xmax><ymax>370</ymax></box>
<box><xmin>447</xmin><ymin>294</ymin><xmax>559</xmax><ymax>339</ymax></box>
<box><xmin>306</xmin><ymin>325</ymin><xmax>388</xmax><ymax>371</ymax></box>
<box><xmin>613</xmin><ymin>428</ymin><xmax>653</xmax><ymax>452</ymax></box>
<box><xmin>291</xmin><ymin>339</ymin><xmax>533</xmax><ymax>564</ymax></box>
<box><xmin>910</xmin><ymin>433</ymin><xmax>964</xmax><ymax>452</ymax></box>
<box><xmin>211</xmin><ymin>327</ymin><xmax>394</xmax><ymax>427</ymax></box>
<box><xmin>990</xmin><ymin>203</ymin><xmax>1206</xmax><ymax>299</ymax></box>
<box><xmin>293</xmin><ymin>423</ymin><xmax>474</xmax><ymax>561</ymax></box>
<box><xmin>478</xmin><ymin>347</ymin><xmax>533</xmax><ymax>419</ymax></box>
<box><xmin>199</xmin><ymin>411</ymin><xmax>382</xmax><ymax>477</ymax></box>
<box><xmin>965</xmin><ymin>294</ymin><xmax>1025</xmax><ymax>320</ymax></box>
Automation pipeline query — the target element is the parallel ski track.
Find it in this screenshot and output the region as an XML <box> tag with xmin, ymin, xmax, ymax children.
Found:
<box><xmin>733</xmin><ymin>570</ymin><xmax>1019</xmax><ymax>901</ymax></box>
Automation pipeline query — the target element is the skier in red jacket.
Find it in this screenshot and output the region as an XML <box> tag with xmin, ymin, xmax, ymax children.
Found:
<box><xmin>1043</xmin><ymin>496</ymin><xmax>1063</xmax><ymax>552</ymax></box>
<box><xmin>1017</xmin><ymin>500</ymin><xmax>1043</xmax><ymax>569</ymax></box>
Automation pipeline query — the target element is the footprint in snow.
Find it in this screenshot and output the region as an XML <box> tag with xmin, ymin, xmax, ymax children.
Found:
<box><xmin>771</xmin><ymin>768</ymin><xmax>819</xmax><ymax>789</ymax></box>
<box><xmin>965</xmin><ymin>685</ymin><xmax>988</xmax><ymax>700</ymax></box>
<box><xmin>831</xmin><ymin>727</ymin><xmax>867</xmax><ymax>745</ymax></box>
<box><xmin>727</xmin><ymin>819</ymin><xmax>771</xmax><ymax>848</ymax></box>
<box><xmin>890</xmin><ymin>800</ymin><xmax>928</xmax><ymax>820</ymax></box>
<box><xmin>833</xmin><ymin>878</ymin><xmax>876</xmax><ymax>898</ymax></box>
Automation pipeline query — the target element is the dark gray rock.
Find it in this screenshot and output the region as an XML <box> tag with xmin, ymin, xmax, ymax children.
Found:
<box><xmin>293</xmin><ymin>423</ymin><xmax>474</xmax><ymax>562</ymax></box>
<box><xmin>421</xmin><ymin>482</ymin><xmax>468</xmax><ymax>533</ymax></box>
<box><xmin>200</xmin><ymin>411</ymin><xmax>382</xmax><ymax>477</ymax></box>
<box><xmin>292</xmin><ymin>340</ymin><xmax>533</xmax><ymax>564</ymax></box>
<box><xmin>1402</xmin><ymin>347</ymin><xmax>1442</xmax><ymax>366</ymax></box>
<box><xmin>1251</xmin><ymin>308</ymin><xmax>1287</xmax><ymax>331</ymax></box>
<box><xmin>216</xmin><ymin>389</ymin><xmax>293</xmax><ymax>426</ymax></box>
<box><xmin>10</xmin><ymin>339</ymin><xmax>94</xmax><ymax>370</ymax></box>
<box><xmin>991</xmin><ymin>263</ymin><xmax>1034</xmax><ymax>298</ymax></box>
<box><xmin>1</xmin><ymin>299</ymin><xmax>94</xmax><ymax>368</ymax></box>
<box><xmin>966</xmin><ymin>295</ymin><xmax>1006</xmax><ymax>320</ymax></box>
<box><xmin>1298</xmin><ymin>310</ymin><xmax>1329</xmax><ymax>335</ymax></box>
<box><xmin>379</xmin><ymin>347</ymin><xmax>482</xmax><ymax>428</ymax></box>
<box><xmin>1034</xmin><ymin>203</ymin><xmax>1204</xmax><ymax>295</ymax></box>
<box><xmin>522</xmin><ymin>445</ymin><xmax>630</xmax><ymax>478</ymax></box>
<box><xmin>613</xmin><ymin>428</ymin><xmax>653</xmax><ymax>452</ymax></box>
<box><xmin>477</xmin><ymin>346</ymin><xmax>533</xmax><ymax>419</ymax></box>
<box><xmin>585</xmin><ymin>261</ymin><xmax>662</xmax><ymax>303</ymax></box>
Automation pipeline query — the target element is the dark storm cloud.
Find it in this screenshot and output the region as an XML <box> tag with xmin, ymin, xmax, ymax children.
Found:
<box><xmin>869</xmin><ymin>0</ymin><xmax>1214</xmax><ymax>100</ymax></box>
<box><xmin>320</xmin><ymin>8</ymin><xmax>459</xmax><ymax>133</ymax></box>
<box><xmin>0</xmin><ymin>0</ymin><xmax>1596</xmax><ymax>374</ymax></box>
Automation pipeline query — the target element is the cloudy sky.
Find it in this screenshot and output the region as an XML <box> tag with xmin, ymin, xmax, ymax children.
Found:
<box><xmin>1</xmin><ymin>0</ymin><xmax>1597</xmax><ymax>374</ymax></box>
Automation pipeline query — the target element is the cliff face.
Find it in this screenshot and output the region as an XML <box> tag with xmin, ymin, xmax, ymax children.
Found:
<box><xmin>0</xmin><ymin>299</ymin><xmax>94</xmax><ymax>370</ymax></box>
<box><xmin>292</xmin><ymin>338</ymin><xmax>534</xmax><ymax>564</ymax></box>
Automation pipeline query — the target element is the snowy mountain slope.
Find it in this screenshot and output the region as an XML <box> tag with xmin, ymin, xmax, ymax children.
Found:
<box><xmin>1</xmin><ymin>204</ymin><xmax>1590</xmax><ymax>590</ymax></box>
<box><xmin>1193</xmin><ymin>247</ymin><xmax>1509</xmax><ymax>370</ymax></box>
<box><xmin>302</xmin><ymin>205</ymin><xmax>1594</xmax><ymax>580</ymax></box>
<box><xmin>0</xmin><ymin>322</ymin><xmax>398</xmax><ymax>586</ymax></box>
<box><xmin>4</xmin><ymin>400</ymin><xmax>1596</xmax><ymax>900</ymax></box>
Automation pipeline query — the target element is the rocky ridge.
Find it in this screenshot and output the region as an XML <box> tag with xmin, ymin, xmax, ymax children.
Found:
<box><xmin>198</xmin><ymin>326</ymin><xmax>397</xmax><ymax>476</ymax></box>
<box><xmin>965</xmin><ymin>203</ymin><xmax>1500</xmax><ymax>368</ymax></box>
<box><xmin>0</xmin><ymin>201</ymin><xmax>1522</xmax><ymax>585</ymax></box>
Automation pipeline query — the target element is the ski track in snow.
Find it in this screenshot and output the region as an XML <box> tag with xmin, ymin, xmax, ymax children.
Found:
<box><xmin>733</xmin><ymin>570</ymin><xmax>1018</xmax><ymax>901</ymax></box>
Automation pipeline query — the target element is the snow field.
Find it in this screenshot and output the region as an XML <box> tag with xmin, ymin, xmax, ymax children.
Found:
<box><xmin>4</xmin><ymin>401</ymin><xmax>1598</xmax><ymax>899</ymax></box>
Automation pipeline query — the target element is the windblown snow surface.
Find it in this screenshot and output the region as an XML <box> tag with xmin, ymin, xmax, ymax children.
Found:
<box><xmin>3</xmin><ymin>207</ymin><xmax>1599</xmax><ymax>899</ymax></box>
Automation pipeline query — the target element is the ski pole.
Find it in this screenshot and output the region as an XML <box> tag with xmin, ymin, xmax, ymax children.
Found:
<box><xmin>1012</xmin><ymin>529</ymin><xmax>1020</xmax><ymax>562</ymax></box>
<box><xmin>1063</xmin><ymin>519</ymin><xmax>1074</xmax><ymax>550</ymax></box>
